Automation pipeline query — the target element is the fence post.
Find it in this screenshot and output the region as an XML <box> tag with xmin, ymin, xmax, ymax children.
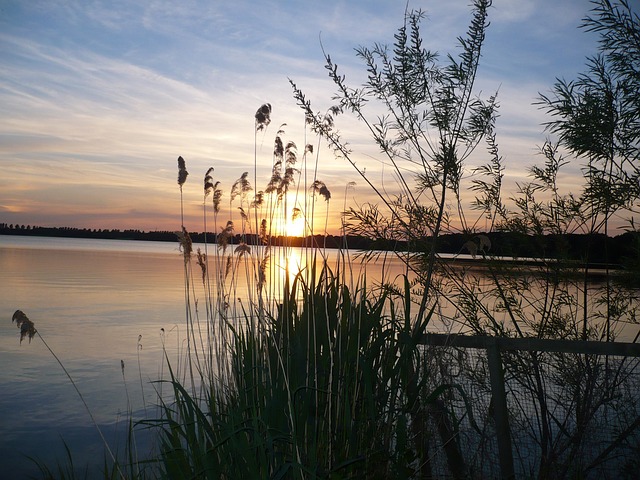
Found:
<box><xmin>486</xmin><ymin>339</ymin><xmax>515</xmax><ymax>479</ymax></box>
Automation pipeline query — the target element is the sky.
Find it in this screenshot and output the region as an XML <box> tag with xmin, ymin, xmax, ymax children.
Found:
<box><xmin>0</xmin><ymin>0</ymin><xmax>620</xmax><ymax>236</ymax></box>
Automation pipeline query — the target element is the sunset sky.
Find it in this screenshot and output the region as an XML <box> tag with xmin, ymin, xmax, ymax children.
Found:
<box><xmin>1</xmin><ymin>0</ymin><xmax>611</xmax><ymax>235</ymax></box>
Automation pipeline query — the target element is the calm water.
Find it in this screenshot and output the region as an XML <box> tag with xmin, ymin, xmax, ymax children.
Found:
<box><xmin>0</xmin><ymin>236</ymin><xmax>192</xmax><ymax>478</ymax></box>
<box><xmin>1</xmin><ymin>235</ymin><xmax>637</xmax><ymax>478</ymax></box>
<box><xmin>0</xmin><ymin>236</ymin><xmax>407</xmax><ymax>478</ymax></box>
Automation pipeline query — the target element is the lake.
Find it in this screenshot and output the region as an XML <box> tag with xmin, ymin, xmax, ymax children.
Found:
<box><xmin>0</xmin><ymin>235</ymin><xmax>414</xmax><ymax>478</ymax></box>
<box><xmin>0</xmin><ymin>236</ymin><xmax>189</xmax><ymax>478</ymax></box>
<box><xmin>1</xmin><ymin>235</ymin><xmax>637</xmax><ymax>478</ymax></box>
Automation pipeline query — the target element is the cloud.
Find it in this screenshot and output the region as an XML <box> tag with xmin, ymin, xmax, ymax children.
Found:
<box><xmin>0</xmin><ymin>0</ymin><xmax>615</xmax><ymax>233</ymax></box>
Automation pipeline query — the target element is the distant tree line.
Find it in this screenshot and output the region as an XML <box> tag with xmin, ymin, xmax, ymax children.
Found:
<box><xmin>0</xmin><ymin>223</ymin><xmax>177</xmax><ymax>242</ymax></box>
<box><xmin>1</xmin><ymin>222</ymin><xmax>638</xmax><ymax>270</ymax></box>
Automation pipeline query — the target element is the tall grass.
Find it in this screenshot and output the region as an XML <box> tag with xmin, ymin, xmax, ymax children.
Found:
<box><xmin>14</xmin><ymin>105</ymin><xmax>441</xmax><ymax>478</ymax></box>
<box><xmin>289</xmin><ymin>0</ymin><xmax>640</xmax><ymax>475</ymax></box>
<box><xmin>145</xmin><ymin>108</ymin><xmax>469</xmax><ymax>478</ymax></box>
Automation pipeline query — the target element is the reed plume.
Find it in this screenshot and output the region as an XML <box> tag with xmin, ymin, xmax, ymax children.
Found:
<box><xmin>231</xmin><ymin>172</ymin><xmax>252</xmax><ymax>201</ymax></box>
<box><xmin>259</xmin><ymin>218</ymin><xmax>268</xmax><ymax>244</ymax></box>
<box><xmin>251</xmin><ymin>191</ymin><xmax>264</xmax><ymax>209</ymax></box>
<box><xmin>196</xmin><ymin>248</ymin><xmax>207</xmax><ymax>283</ymax></box>
<box><xmin>12</xmin><ymin>309</ymin><xmax>36</xmax><ymax>343</ymax></box>
<box><xmin>258</xmin><ymin>247</ymin><xmax>270</xmax><ymax>291</ymax></box>
<box><xmin>266</xmin><ymin>135</ymin><xmax>283</xmax><ymax>196</ymax></box>
<box><xmin>234</xmin><ymin>242</ymin><xmax>251</xmax><ymax>257</ymax></box>
<box><xmin>177</xmin><ymin>226</ymin><xmax>193</xmax><ymax>261</ymax></box>
<box><xmin>217</xmin><ymin>220</ymin><xmax>234</xmax><ymax>250</ymax></box>
<box><xmin>311</xmin><ymin>180</ymin><xmax>331</xmax><ymax>201</ymax></box>
<box><xmin>255</xmin><ymin>103</ymin><xmax>272</xmax><ymax>131</ymax></box>
<box><xmin>204</xmin><ymin>167</ymin><xmax>215</xmax><ymax>197</ymax></box>
<box><xmin>177</xmin><ymin>156</ymin><xmax>188</xmax><ymax>187</ymax></box>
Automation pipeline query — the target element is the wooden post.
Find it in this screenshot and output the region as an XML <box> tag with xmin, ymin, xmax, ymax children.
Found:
<box><xmin>418</xmin><ymin>333</ymin><xmax>640</xmax><ymax>477</ymax></box>
<box><xmin>486</xmin><ymin>339</ymin><xmax>515</xmax><ymax>480</ymax></box>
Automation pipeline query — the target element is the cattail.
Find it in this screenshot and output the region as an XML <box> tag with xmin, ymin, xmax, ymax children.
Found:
<box><xmin>255</xmin><ymin>103</ymin><xmax>272</xmax><ymax>131</ymax></box>
<box><xmin>12</xmin><ymin>309</ymin><xmax>36</xmax><ymax>344</ymax></box>
<box><xmin>177</xmin><ymin>156</ymin><xmax>188</xmax><ymax>186</ymax></box>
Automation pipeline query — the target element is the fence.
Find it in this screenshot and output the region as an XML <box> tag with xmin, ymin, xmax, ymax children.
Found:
<box><xmin>418</xmin><ymin>333</ymin><xmax>640</xmax><ymax>479</ymax></box>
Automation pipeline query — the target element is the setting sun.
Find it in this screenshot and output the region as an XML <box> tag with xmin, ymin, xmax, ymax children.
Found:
<box><xmin>286</xmin><ymin>211</ymin><xmax>305</xmax><ymax>237</ymax></box>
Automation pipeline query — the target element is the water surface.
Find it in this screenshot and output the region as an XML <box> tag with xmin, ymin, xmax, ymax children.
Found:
<box><xmin>1</xmin><ymin>236</ymin><xmax>186</xmax><ymax>478</ymax></box>
<box><xmin>1</xmin><ymin>235</ymin><xmax>637</xmax><ymax>478</ymax></box>
<box><xmin>0</xmin><ymin>236</ymin><xmax>407</xmax><ymax>477</ymax></box>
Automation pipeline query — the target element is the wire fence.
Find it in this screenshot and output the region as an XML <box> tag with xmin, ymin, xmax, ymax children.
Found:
<box><xmin>418</xmin><ymin>334</ymin><xmax>640</xmax><ymax>479</ymax></box>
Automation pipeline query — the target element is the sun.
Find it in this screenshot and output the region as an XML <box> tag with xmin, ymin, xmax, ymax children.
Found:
<box><xmin>285</xmin><ymin>214</ymin><xmax>305</xmax><ymax>237</ymax></box>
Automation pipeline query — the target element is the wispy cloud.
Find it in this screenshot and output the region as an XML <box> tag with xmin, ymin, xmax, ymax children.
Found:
<box><xmin>0</xmin><ymin>0</ymin><xmax>608</xmax><ymax>232</ymax></box>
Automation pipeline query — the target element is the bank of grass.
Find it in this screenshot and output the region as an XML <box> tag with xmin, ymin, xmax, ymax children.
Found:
<box><xmin>141</xmin><ymin>118</ymin><xmax>461</xmax><ymax>477</ymax></box>
<box><xmin>13</xmin><ymin>104</ymin><xmax>462</xmax><ymax>478</ymax></box>
<box><xmin>14</xmin><ymin>104</ymin><xmax>640</xmax><ymax>480</ymax></box>
<box><xmin>151</xmin><ymin>264</ymin><xmax>451</xmax><ymax>478</ymax></box>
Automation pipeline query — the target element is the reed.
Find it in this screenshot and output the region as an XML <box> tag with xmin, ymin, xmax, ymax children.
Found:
<box><xmin>133</xmin><ymin>97</ymin><xmax>479</xmax><ymax>478</ymax></box>
<box><xmin>291</xmin><ymin>0</ymin><xmax>640</xmax><ymax>476</ymax></box>
<box><xmin>151</xmin><ymin>257</ymin><xmax>453</xmax><ymax>478</ymax></box>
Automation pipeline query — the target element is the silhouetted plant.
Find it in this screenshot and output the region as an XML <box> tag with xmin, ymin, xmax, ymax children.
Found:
<box><xmin>292</xmin><ymin>0</ymin><xmax>640</xmax><ymax>477</ymax></box>
<box><xmin>293</xmin><ymin>0</ymin><xmax>498</xmax><ymax>324</ymax></box>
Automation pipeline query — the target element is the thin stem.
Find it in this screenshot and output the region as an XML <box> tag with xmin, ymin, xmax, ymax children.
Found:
<box><xmin>37</xmin><ymin>332</ymin><xmax>125</xmax><ymax>480</ymax></box>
